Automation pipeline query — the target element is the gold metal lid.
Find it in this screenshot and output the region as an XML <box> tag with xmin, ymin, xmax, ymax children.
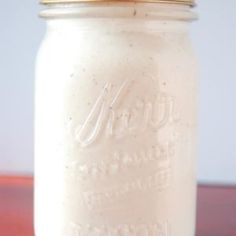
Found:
<box><xmin>40</xmin><ymin>0</ymin><xmax>195</xmax><ymax>6</ymax></box>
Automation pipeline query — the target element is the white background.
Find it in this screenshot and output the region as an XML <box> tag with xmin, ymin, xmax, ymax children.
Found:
<box><xmin>0</xmin><ymin>0</ymin><xmax>236</xmax><ymax>184</ymax></box>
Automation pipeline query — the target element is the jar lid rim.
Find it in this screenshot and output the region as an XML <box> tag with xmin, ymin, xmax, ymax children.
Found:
<box><xmin>40</xmin><ymin>0</ymin><xmax>195</xmax><ymax>7</ymax></box>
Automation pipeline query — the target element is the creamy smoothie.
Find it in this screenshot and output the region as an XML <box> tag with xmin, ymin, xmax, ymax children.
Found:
<box><xmin>35</xmin><ymin>2</ymin><xmax>197</xmax><ymax>236</ymax></box>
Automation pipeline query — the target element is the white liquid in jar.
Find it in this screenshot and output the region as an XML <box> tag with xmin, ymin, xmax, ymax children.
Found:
<box><xmin>35</xmin><ymin>4</ymin><xmax>197</xmax><ymax>236</ymax></box>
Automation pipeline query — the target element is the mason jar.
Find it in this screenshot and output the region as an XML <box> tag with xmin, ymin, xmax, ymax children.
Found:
<box><xmin>35</xmin><ymin>0</ymin><xmax>198</xmax><ymax>235</ymax></box>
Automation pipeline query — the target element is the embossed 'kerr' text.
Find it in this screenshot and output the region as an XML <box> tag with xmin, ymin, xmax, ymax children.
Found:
<box><xmin>68</xmin><ymin>78</ymin><xmax>179</xmax><ymax>147</ymax></box>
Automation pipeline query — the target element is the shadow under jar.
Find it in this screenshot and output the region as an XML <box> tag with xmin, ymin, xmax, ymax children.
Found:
<box><xmin>35</xmin><ymin>0</ymin><xmax>198</xmax><ymax>235</ymax></box>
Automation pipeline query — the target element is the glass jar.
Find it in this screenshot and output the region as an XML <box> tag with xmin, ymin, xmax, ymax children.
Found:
<box><xmin>35</xmin><ymin>1</ymin><xmax>197</xmax><ymax>235</ymax></box>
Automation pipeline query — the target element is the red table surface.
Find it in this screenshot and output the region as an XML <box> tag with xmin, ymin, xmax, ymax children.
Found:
<box><xmin>0</xmin><ymin>176</ymin><xmax>236</xmax><ymax>236</ymax></box>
